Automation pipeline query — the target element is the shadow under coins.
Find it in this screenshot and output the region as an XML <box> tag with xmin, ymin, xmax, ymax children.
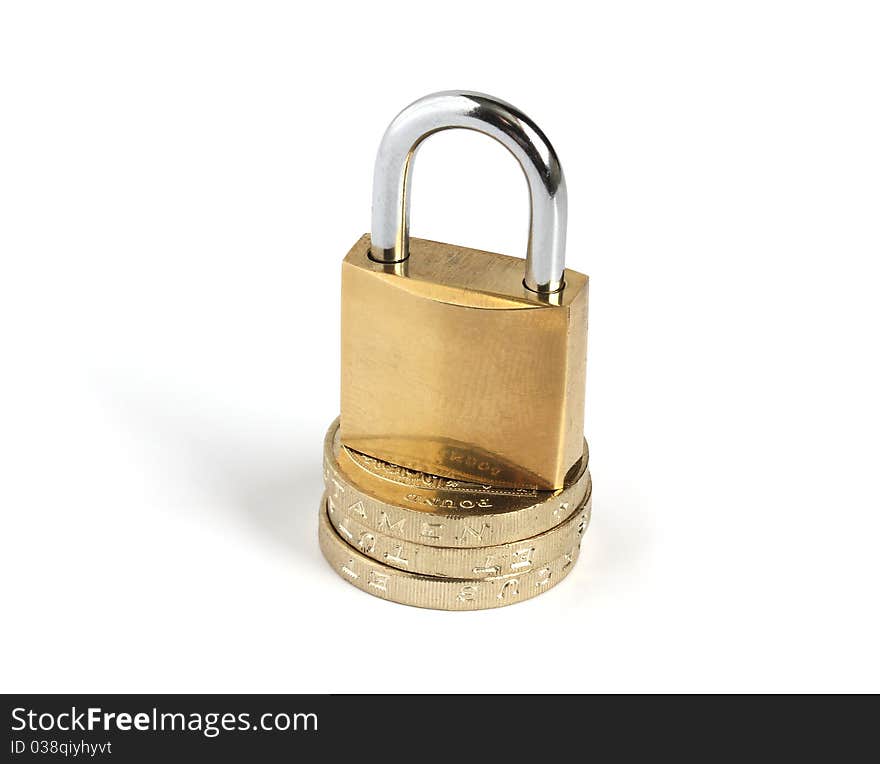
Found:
<box><xmin>220</xmin><ymin>459</ymin><xmax>323</xmax><ymax>561</ymax></box>
<box><xmin>98</xmin><ymin>381</ymin><xmax>325</xmax><ymax>563</ymax></box>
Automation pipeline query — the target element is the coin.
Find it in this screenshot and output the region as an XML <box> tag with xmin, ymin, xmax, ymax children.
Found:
<box><xmin>328</xmin><ymin>485</ymin><xmax>591</xmax><ymax>578</ymax></box>
<box><xmin>323</xmin><ymin>419</ymin><xmax>591</xmax><ymax>547</ymax></box>
<box><xmin>318</xmin><ymin>498</ymin><xmax>582</xmax><ymax>610</ymax></box>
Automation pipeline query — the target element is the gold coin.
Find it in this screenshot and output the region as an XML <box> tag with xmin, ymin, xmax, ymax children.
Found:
<box><xmin>328</xmin><ymin>484</ymin><xmax>591</xmax><ymax>579</ymax></box>
<box><xmin>323</xmin><ymin>418</ymin><xmax>591</xmax><ymax>547</ymax></box>
<box><xmin>318</xmin><ymin>498</ymin><xmax>582</xmax><ymax>610</ymax></box>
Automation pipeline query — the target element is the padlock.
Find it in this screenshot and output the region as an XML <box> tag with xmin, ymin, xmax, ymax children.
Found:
<box><xmin>340</xmin><ymin>91</ymin><xmax>588</xmax><ymax>490</ymax></box>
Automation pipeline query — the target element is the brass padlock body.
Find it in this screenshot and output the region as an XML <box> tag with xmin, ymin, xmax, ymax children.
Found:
<box><xmin>340</xmin><ymin>234</ymin><xmax>588</xmax><ymax>490</ymax></box>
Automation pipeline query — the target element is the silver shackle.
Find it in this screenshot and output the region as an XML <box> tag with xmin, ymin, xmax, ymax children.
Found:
<box><xmin>370</xmin><ymin>91</ymin><xmax>568</xmax><ymax>293</ymax></box>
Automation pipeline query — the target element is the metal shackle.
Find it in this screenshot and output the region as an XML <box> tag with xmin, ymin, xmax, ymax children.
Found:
<box><xmin>370</xmin><ymin>91</ymin><xmax>568</xmax><ymax>294</ymax></box>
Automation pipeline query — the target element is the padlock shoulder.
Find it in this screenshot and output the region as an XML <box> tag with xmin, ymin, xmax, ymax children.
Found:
<box><xmin>343</xmin><ymin>234</ymin><xmax>587</xmax><ymax>310</ymax></box>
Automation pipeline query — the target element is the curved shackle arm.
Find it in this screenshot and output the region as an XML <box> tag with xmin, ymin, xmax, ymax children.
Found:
<box><xmin>370</xmin><ymin>91</ymin><xmax>568</xmax><ymax>293</ymax></box>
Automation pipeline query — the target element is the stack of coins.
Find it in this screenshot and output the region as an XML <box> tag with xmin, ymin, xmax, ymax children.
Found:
<box><xmin>319</xmin><ymin>419</ymin><xmax>592</xmax><ymax>610</ymax></box>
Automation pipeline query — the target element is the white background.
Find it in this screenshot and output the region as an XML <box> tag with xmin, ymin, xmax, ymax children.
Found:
<box><xmin>2</xmin><ymin>1</ymin><xmax>878</xmax><ymax>693</ymax></box>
